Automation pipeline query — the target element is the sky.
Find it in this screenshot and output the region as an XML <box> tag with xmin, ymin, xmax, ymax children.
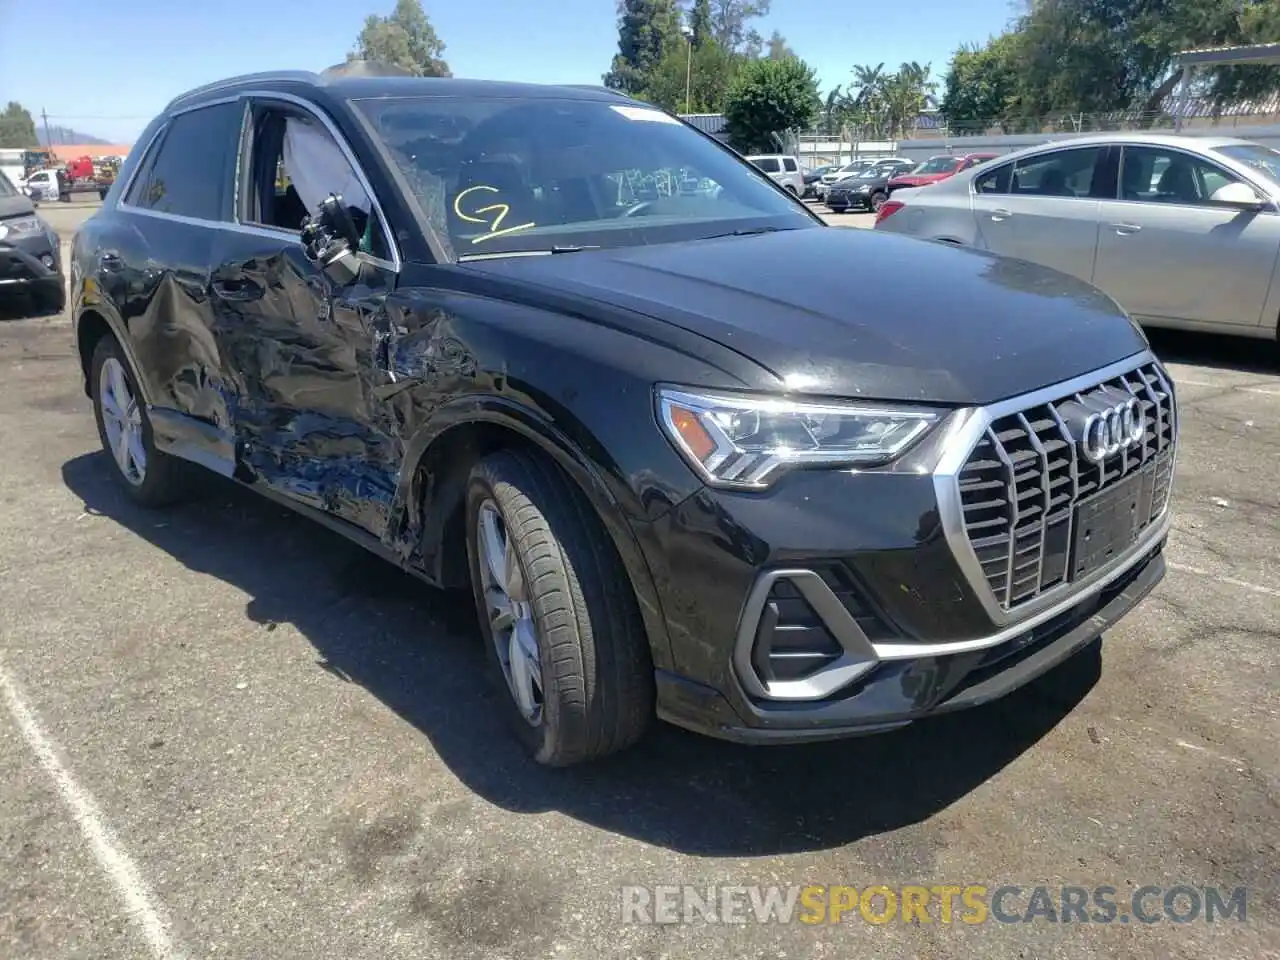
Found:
<box><xmin>0</xmin><ymin>0</ymin><xmax>1020</xmax><ymax>144</ymax></box>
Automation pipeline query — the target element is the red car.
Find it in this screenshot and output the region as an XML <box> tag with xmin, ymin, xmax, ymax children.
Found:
<box><xmin>887</xmin><ymin>153</ymin><xmax>999</xmax><ymax>195</ymax></box>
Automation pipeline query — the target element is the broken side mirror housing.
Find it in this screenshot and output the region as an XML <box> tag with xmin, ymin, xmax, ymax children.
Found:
<box><xmin>300</xmin><ymin>193</ymin><xmax>363</xmax><ymax>284</ymax></box>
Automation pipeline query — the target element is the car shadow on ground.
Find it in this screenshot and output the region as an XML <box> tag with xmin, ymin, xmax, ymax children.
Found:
<box><xmin>1146</xmin><ymin>327</ymin><xmax>1279</xmax><ymax>376</ymax></box>
<box><xmin>62</xmin><ymin>451</ymin><xmax>1099</xmax><ymax>856</ymax></box>
<box><xmin>0</xmin><ymin>295</ymin><xmax>63</xmax><ymax>322</ymax></box>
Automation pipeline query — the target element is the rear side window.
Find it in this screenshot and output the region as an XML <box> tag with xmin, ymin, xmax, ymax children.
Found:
<box><xmin>1010</xmin><ymin>146</ymin><xmax>1105</xmax><ymax>198</ymax></box>
<box><xmin>782</xmin><ymin>158</ymin><xmax>798</xmax><ymax>172</ymax></box>
<box><xmin>974</xmin><ymin>163</ymin><xmax>1012</xmax><ymax>194</ymax></box>
<box><xmin>754</xmin><ymin>157</ymin><xmax>781</xmax><ymax>173</ymax></box>
<box><xmin>125</xmin><ymin>101</ymin><xmax>243</xmax><ymax>221</ymax></box>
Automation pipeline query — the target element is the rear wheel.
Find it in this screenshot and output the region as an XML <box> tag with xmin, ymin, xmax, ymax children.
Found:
<box><xmin>870</xmin><ymin>190</ymin><xmax>887</xmax><ymax>212</ymax></box>
<box><xmin>465</xmin><ymin>449</ymin><xmax>653</xmax><ymax>766</ymax></box>
<box><xmin>90</xmin><ymin>336</ymin><xmax>189</xmax><ymax>507</ymax></box>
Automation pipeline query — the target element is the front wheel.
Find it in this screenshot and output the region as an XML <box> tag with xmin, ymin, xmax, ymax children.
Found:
<box><xmin>870</xmin><ymin>191</ymin><xmax>887</xmax><ymax>212</ymax></box>
<box><xmin>465</xmin><ymin>449</ymin><xmax>653</xmax><ymax>766</ymax></box>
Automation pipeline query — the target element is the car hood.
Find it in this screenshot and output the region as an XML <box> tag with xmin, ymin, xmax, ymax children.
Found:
<box><xmin>457</xmin><ymin>227</ymin><xmax>1148</xmax><ymax>406</ymax></box>
<box><xmin>0</xmin><ymin>194</ymin><xmax>36</xmax><ymax>220</ymax></box>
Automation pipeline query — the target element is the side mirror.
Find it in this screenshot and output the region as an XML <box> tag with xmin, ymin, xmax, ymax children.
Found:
<box><xmin>299</xmin><ymin>193</ymin><xmax>362</xmax><ymax>284</ymax></box>
<box><xmin>1211</xmin><ymin>181</ymin><xmax>1266</xmax><ymax>211</ymax></box>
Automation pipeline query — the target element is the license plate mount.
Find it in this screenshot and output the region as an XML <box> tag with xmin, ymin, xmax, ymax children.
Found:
<box><xmin>1070</xmin><ymin>466</ymin><xmax>1157</xmax><ymax>580</ymax></box>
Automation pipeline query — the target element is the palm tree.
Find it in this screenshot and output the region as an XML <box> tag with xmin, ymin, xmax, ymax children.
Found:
<box><xmin>884</xmin><ymin>61</ymin><xmax>936</xmax><ymax>138</ymax></box>
<box><xmin>823</xmin><ymin>86</ymin><xmax>845</xmax><ymax>135</ymax></box>
<box><xmin>851</xmin><ymin>63</ymin><xmax>889</xmax><ymax>139</ymax></box>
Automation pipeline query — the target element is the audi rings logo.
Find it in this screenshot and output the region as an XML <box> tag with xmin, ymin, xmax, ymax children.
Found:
<box><xmin>1081</xmin><ymin>398</ymin><xmax>1145</xmax><ymax>463</ymax></box>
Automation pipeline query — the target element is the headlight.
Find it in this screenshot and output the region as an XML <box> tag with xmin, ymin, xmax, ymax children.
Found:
<box><xmin>657</xmin><ymin>387</ymin><xmax>939</xmax><ymax>489</ymax></box>
<box><xmin>0</xmin><ymin>215</ymin><xmax>43</xmax><ymax>241</ymax></box>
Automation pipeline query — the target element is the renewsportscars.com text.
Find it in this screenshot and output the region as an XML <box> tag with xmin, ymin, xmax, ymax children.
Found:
<box><xmin>620</xmin><ymin>884</ymin><xmax>1247</xmax><ymax>926</ymax></box>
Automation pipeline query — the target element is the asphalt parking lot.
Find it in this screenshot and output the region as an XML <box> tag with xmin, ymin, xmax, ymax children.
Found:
<box><xmin>0</xmin><ymin>200</ymin><xmax>1276</xmax><ymax>960</ymax></box>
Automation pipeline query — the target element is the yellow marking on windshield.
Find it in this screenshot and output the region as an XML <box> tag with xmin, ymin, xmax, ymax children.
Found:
<box><xmin>454</xmin><ymin>184</ymin><xmax>537</xmax><ymax>243</ymax></box>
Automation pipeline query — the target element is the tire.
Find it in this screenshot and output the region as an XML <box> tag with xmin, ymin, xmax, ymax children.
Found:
<box><xmin>465</xmin><ymin>448</ymin><xmax>654</xmax><ymax>766</ymax></box>
<box><xmin>89</xmin><ymin>336</ymin><xmax>190</xmax><ymax>507</ymax></box>
<box><xmin>99</xmin><ymin>188</ymin><xmax>108</xmax><ymax>200</ymax></box>
<box><xmin>786</xmin><ymin>185</ymin><xmax>798</xmax><ymax>196</ymax></box>
<box><xmin>870</xmin><ymin>191</ymin><xmax>887</xmax><ymax>212</ymax></box>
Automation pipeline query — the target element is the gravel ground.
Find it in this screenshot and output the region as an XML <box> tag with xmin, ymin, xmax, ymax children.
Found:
<box><xmin>0</xmin><ymin>201</ymin><xmax>1275</xmax><ymax>960</ymax></box>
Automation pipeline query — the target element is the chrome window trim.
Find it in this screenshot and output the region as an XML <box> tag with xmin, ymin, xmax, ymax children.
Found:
<box><xmin>235</xmin><ymin>89</ymin><xmax>401</xmax><ymax>272</ymax></box>
<box><xmin>116</xmin><ymin>122</ymin><xmax>168</xmax><ymax>207</ymax></box>
<box><xmin>1114</xmin><ymin>142</ymin><xmax>1279</xmax><ymax>213</ymax></box>
<box><xmin>970</xmin><ymin>143</ymin><xmax>1109</xmax><ymax>203</ymax></box>
<box><xmin>931</xmin><ymin>349</ymin><xmax>1176</xmax><ymax>627</ymax></box>
<box><xmin>118</xmin><ymin>91</ymin><xmax>401</xmax><ymax>274</ymax></box>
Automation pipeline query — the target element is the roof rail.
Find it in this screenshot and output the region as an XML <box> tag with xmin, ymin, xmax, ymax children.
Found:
<box><xmin>166</xmin><ymin>71</ymin><xmax>322</xmax><ymax>110</ymax></box>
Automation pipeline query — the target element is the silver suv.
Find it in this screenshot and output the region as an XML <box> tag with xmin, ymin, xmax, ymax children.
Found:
<box><xmin>745</xmin><ymin>154</ymin><xmax>804</xmax><ymax>196</ymax></box>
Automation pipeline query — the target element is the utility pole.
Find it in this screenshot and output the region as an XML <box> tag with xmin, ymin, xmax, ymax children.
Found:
<box><xmin>684</xmin><ymin>34</ymin><xmax>693</xmax><ymax>115</ymax></box>
<box><xmin>41</xmin><ymin>108</ymin><xmax>51</xmax><ymax>147</ymax></box>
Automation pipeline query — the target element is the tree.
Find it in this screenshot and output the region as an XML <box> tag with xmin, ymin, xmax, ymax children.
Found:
<box><xmin>723</xmin><ymin>56</ymin><xmax>819</xmax><ymax>153</ymax></box>
<box><xmin>1007</xmin><ymin>0</ymin><xmax>1280</xmax><ymax>121</ymax></box>
<box><xmin>0</xmin><ymin>103</ymin><xmax>37</xmax><ymax>148</ymax></box>
<box><xmin>603</xmin><ymin>0</ymin><xmax>683</xmax><ymax>96</ymax></box>
<box><xmin>350</xmin><ymin>0</ymin><xmax>450</xmax><ymax>77</ymax></box>
<box><xmin>710</xmin><ymin>0</ymin><xmax>770</xmax><ymax>54</ymax></box>
<box><xmin>883</xmin><ymin>61</ymin><xmax>936</xmax><ymax>137</ymax></box>
<box><xmin>938</xmin><ymin>35</ymin><xmax>1024</xmax><ymax>133</ymax></box>
<box><xmin>643</xmin><ymin>37</ymin><xmax>741</xmax><ymax>113</ymax></box>
<box><xmin>765</xmin><ymin>30</ymin><xmax>794</xmax><ymax>61</ymax></box>
<box><xmin>688</xmin><ymin>0</ymin><xmax>713</xmax><ymax>48</ymax></box>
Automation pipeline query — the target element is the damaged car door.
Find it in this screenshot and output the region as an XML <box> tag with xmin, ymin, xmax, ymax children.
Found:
<box><xmin>210</xmin><ymin>97</ymin><xmax>401</xmax><ymax>536</ymax></box>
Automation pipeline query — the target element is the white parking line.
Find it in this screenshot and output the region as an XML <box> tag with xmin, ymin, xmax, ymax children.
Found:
<box><xmin>0</xmin><ymin>663</ymin><xmax>187</xmax><ymax>960</ymax></box>
<box><xmin>1168</xmin><ymin>561</ymin><xmax>1280</xmax><ymax>599</ymax></box>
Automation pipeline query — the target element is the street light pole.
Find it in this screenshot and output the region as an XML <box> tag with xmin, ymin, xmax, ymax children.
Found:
<box><xmin>684</xmin><ymin>33</ymin><xmax>693</xmax><ymax>114</ymax></box>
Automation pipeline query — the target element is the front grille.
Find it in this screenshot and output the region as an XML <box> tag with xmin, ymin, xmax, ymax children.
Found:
<box><xmin>957</xmin><ymin>360</ymin><xmax>1175</xmax><ymax>610</ymax></box>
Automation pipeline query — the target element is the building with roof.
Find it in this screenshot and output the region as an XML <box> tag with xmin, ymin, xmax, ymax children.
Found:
<box><xmin>48</xmin><ymin>144</ymin><xmax>132</xmax><ymax>162</ymax></box>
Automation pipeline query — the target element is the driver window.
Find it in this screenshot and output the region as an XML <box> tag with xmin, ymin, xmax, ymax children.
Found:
<box><xmin>244</xmin><ymin>105</ymin><xmax>391</xmax><ymax>261</ymax></box>
<box><xmin>1119</xmin><ymin>145</ymin><xmax>1245</xmax><ymax>208</ymax></box>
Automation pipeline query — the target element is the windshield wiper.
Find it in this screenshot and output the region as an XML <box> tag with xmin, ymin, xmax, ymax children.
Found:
<box><xmin>699</xmin><ymin>225</ymin><xmax>799</xmax><ymax>240</ymax></box>
<box><xmin>457</xmin><ymin>245</ymin><xmax>599</xmax><ymax>262</ymax></box>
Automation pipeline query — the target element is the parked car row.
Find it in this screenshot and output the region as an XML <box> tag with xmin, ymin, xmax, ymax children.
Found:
<box><xmin>875</xmin><ymin>132</ymin><xmax>1280</xmax><ymax>338</ymax></box>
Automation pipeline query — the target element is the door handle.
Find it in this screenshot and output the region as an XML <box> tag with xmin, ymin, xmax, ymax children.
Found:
<box><xmin>1110</xmin><ymin>223</ymin><xmax>1142</xmax><ymax>235</ymax></box>
<box><xmin>989</xmin><ymin>208</ymin><xmax>1012</xmax><ymax>222</ymax></box>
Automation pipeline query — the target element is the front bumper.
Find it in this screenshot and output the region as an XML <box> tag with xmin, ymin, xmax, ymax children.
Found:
<box><xmin>825</xmin><ymin>191</ymin><xmax>873</xmax><ymax>210</ymax></box>
<box><xmin>646</xmin><ymin>351</ymin><xmax>1177</xmax><ymax>743</ymax></box>
<box><xmin>0</xmin><ymin>229</ymin><xmax>62</xmax><ymax>294</ymax></box>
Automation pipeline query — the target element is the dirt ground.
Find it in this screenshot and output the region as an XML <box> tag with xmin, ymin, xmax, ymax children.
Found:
<box><xmin>0</xmin><ymin>200</ymin><xmax>1275</xmax><ymax>960</ymax></box>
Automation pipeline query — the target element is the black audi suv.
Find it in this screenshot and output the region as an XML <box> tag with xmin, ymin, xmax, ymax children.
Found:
<box><xmin>70</xmin><ymin>66</ymin><xmax>1177</xmax><ymax>766</ymax></box>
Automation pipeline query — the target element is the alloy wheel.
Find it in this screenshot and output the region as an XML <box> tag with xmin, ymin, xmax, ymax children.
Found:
<box><xmin>99</xmin><ymin>356</ymin><xmax>147</xmax><ymax>486</ymax></box>
<box><xmin>476</xmin><ymin>500</ymin><xmax>544</xmax><ymax>725</ymax></box>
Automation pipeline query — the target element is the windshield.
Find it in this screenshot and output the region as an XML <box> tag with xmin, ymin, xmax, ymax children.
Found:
<box><xmin>1215</xmin><ymin>143</ymin><xmax>1280</xmax><ymax>190</ymax></box>
<box><xmin>354</xmin><ymin>97</ymin><xmax>815</xmax><ymax>259</ymax></box>
<box><xmin>856</xmin><ymin>167</ymin><xmax>885</xmax><ymax>179</ymax></box>
<box><xmin>912</xmin><ymin>156</ymin><xmax>960</xmax><ymax>175</ymax></box>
